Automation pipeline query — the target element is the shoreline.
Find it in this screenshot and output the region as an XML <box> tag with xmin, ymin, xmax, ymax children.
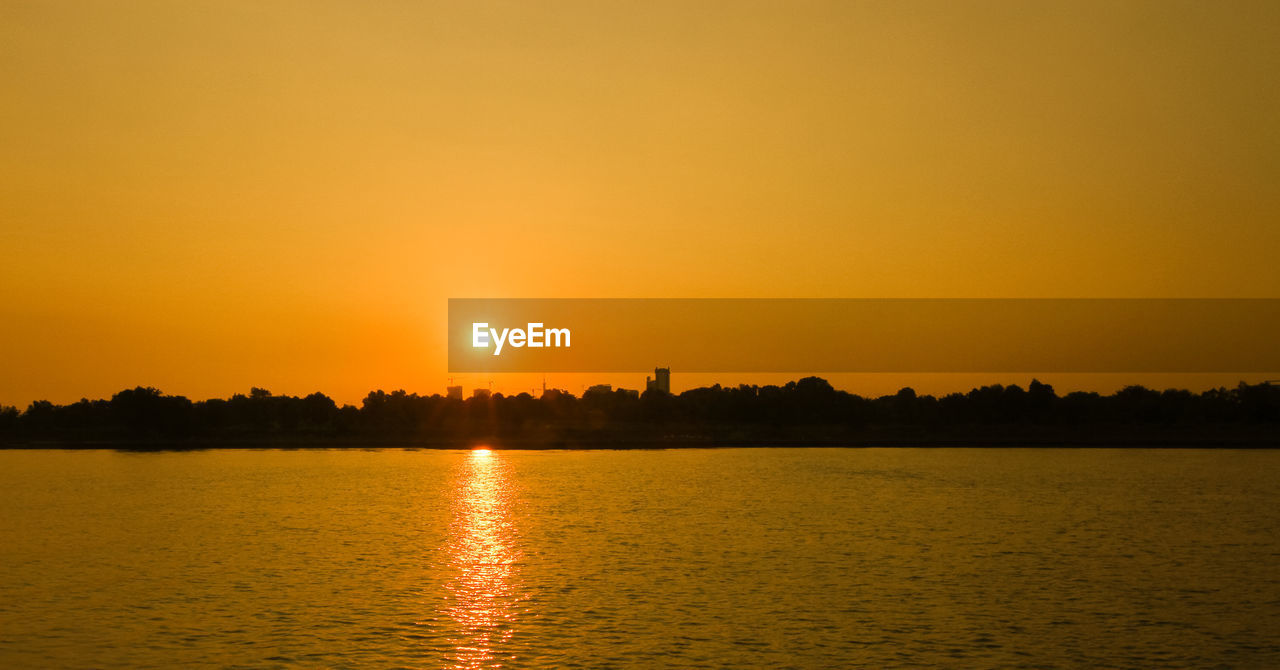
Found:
<box><xmin>4</xmin><ymin>434</ymin><xmax>1278</xmax><ymax>450</ymax></box>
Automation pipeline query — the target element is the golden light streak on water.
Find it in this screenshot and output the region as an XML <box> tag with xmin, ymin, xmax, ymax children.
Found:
<box><xmin>441</xmin><ymin>448</ymin><xmax>527</xmax><ymax>669</ymax></box>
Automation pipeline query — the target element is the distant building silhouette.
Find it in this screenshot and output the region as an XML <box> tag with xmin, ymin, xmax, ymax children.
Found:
<box><xmin>471</xmin><ymin>388</ymin><xmax>491</xmax><ymax>400</ymax></box>
<box><xmin>646</xmin><ymin>367</ymin><xmax>671</xmax><ymax>394</ymax></box>
<box><xmin>586</xmin><ymin>384</ymin><xmax>613</xmax><ymax>395</ymax></box>
<box><xmin>446</xmin><ymin>385</ymin><xmax>463</xmax><ymax>400</ymax></box>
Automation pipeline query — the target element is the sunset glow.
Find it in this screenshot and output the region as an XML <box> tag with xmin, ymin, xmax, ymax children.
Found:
<box><xmin>2</xmin><ymin>2</ymin><xmax>1278</xmax><ymax>667</ymax></box>
<box><xmin>2</xmin><ymin>2</ymin><xmax>1278</xmax><ymax>405</ymax></box>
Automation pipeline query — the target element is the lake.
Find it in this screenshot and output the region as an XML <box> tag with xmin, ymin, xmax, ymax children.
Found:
<box><xmin>1</xmin><ymin>448</ymin><xmax>1277</xmax><ymax>668</ymax></box>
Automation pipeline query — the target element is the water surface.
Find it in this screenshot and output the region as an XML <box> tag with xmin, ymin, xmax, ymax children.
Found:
<box><xmin>1</xmin><ymin>448</ymin><xmax>1277</xmax><ymax>668</ymax></box>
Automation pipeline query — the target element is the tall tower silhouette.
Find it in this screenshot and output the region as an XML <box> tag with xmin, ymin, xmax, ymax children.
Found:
<box><xmin>646</xmin><ymin>367</ymin><xmax>671</xmax><ymax>394</ymax></box>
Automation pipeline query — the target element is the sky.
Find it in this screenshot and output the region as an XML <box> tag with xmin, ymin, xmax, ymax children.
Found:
<box><xmin>2</xmin><ymin>0</ymin><xmax>1279</xmax><ymax>407</ymax></box>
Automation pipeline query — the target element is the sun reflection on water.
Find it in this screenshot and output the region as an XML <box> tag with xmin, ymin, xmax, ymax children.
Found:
<box><xmin>441</xmin><ymin>448</ymin><xmax>527</xmax><ymax>669</ymax></box>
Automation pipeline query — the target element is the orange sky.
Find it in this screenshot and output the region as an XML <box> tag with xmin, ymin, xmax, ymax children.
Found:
<box><xmin>2</xmin><ymin>1</ymin><xmax>1279</xmax><ymax>407</ymax></box>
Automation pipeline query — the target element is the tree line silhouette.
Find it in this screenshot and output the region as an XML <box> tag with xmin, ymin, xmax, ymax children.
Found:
<box><xmin>1</xmin><ymin>378</ymin><xmax>1277</xmax><ymax>447</ymax></box>
<box><xmin>0</xmin><ymin>379</ymin><xmax>1274</xmax><ymax>448</ymax></box>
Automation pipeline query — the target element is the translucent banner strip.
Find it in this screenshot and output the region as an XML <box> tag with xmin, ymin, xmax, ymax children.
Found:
<box><xmin>447</xmin><ymin>298</ymin><xmax>1280</xmax><ymax>373</ymax></box>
